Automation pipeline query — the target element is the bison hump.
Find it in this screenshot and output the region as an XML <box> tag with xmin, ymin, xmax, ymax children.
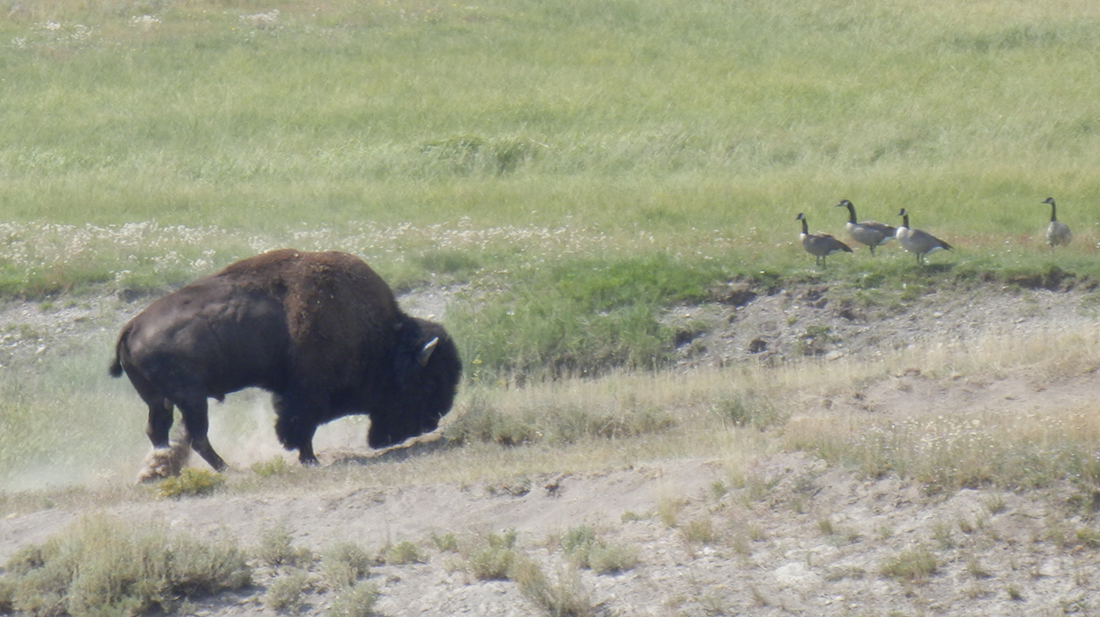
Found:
<box><xmin>259</xmin><ymin>251</ymin><xmax>401</xmax><ymax>385</ymax></box>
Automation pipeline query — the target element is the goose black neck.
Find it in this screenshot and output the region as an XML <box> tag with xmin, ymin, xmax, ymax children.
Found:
<box><xmin>800</xmin><ymin>217</ymin><xmax>809</xmax><ymax>234</ymax></box>
<box><xmin>1050</xmin><ymin>200</ymin><xmax>1058</xmax><ymax>222</ymax></box>
<box><xmin>845</xmin><ymin>202</ymin><xmax>857</xmax><ymax>224</ymax></box>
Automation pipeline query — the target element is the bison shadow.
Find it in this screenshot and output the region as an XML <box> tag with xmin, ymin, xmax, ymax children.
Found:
<box><xmin>324</xmin><ymin>431</ymin><xmax>460</xmax><ymax>467</ymax></box>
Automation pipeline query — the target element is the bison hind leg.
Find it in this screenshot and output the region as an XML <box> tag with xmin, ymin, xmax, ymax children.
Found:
<box><xmin>173</xmin><ymin>394</ymin><xmax>229</xmax><ymax>473</ymax></box>
<box><xmin>135</xmin><ymin>440</ymin><xmax>192</xmax><ymax>483</ymax></box>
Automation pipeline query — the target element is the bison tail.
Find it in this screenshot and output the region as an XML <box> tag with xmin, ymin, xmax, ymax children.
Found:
<box><xmin>109</xmin><ymin>324</ymin><xmax>131</xmax><ymax>378</ymax></box>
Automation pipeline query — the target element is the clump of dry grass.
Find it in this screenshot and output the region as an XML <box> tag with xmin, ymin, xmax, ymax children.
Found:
<box><xmin>513</xmin><ymin>558</ymin><xmax>594</xmax><ymax>617</ymax></box>
<box><xmin>1</xmin><ymin>514</ymin><xmax>250</xmax><ymax>616</ymax></box>
<box><xmin>710</xmin><ymin>388</ymin><xmax>786</xmax><ymax>430</ymax></box>
<box><xmin>777</xmin><ymin>331</ymin><xmax>1100</xmax><ymax>494</ymax></box>
<box><xmin>445</xmin><ymin>394</ymin><xmax>675</xmax><ymax>448</ymax></box>
<box><xmin>679</xmin><ymin>518</ymin><xmax>718</xmax><ymax>546</ymax></box>
<box><xmin>785</xmin><ymin>402</ymin><xmax>1100</xmax><ymax>494</ymax></box>
<box><xmin>880</xmin><ymin>545</ymin><xmax>938</xmax><ymax>583</ymax></box>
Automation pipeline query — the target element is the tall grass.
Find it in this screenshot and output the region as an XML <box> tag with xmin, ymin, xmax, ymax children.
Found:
<box><xmin>784</xmin><ymin>331</ymin><xmax>1100</xmax><ymax>494</ymax></box>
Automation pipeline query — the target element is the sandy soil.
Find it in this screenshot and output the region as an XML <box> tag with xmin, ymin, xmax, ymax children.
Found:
<box><xmin>2</xmin><ymin>279</ymin><xmax>1100</xmax><ymax>616</ymax></box>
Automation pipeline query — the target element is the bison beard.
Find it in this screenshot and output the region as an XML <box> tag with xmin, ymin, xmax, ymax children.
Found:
<box><xmin>109</xmin><ymin>249</ymin><xmax>462</xmax><ymax>481</ymax></box>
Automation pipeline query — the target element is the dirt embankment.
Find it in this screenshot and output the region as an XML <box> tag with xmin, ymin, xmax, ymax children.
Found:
<box><xmin>1</xmin><ymin>279</ymin><xmax>1099</xmax><ymax>616</ymax></box>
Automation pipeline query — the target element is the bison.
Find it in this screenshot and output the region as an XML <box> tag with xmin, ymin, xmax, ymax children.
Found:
<box><xmin>109</xmin><ymin>249</ymin><xmax>462</xmax><ymax>481</ymax></box>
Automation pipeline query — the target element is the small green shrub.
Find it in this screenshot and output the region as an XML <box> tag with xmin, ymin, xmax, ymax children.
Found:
<box><xmin>560</xmin><ymin>526</ymin><xmax>597</xmax><ymax>561</ymax></box>
<box><xmin>263</xmin><ymin>569</ymin><xmax>309</xmax><ymax>612</ymax></box>
<box><xmin>322</xmin><ymin>542</ymin><xmax>371</xmax><ymax>590</ymax></box>
<box><xmin>431</xmin><ymin>532</ymin><xmax>459</xmax><ymax>553</ymax></box>
<box><xmin>794</xmin><ymin>324</ymin><xmax>840</xmax><ymax>356</ymax></box>
<box><xmin>464</xmin><ymin>545</ymin><xmax>514</xmax><ymax>580</ymax></box>
<box><xmin>559</xmin><ymin>525</ymin><xmax>638</xmax><ymax>574</ymax></box>
<box><xmin>384</xmin><ymin>540</ymin><xmax>423</xmax><ymax>566</ymax></box>
<box><xmin>466</xmin><ymin>530</ymin><xmax>519</xmax><ymax>581</ymax></box>
<box><xmin>156</xmin><ymin>468</ymin><xmax>225</xmax><ymax>499</ymax></box>
<box><xmin>257</xmin><ymin>525</ymin><xmax>313</xmax><ymax>569</ymax></box>
<box><xmin>0</xmin><ymin>575</ymin><xmax>15</xmax><ymax>613</ymax></box>
<box><xmin>468</xmin><ymin>546</ymin><xmax>516</xmax><ymax>581</ymax></box>
<box><xmin>327</xmin><ymin>581</ymin><xmax>381</xmax><ymax>617</ymax></box>
<box><xmin>587</xmin><ymin>543</ymin><xmax>639</xmax><ymax>575</ymax></box>
<box><xmin>251</xmin><ymin>457</ymin><xmax>290</xmax><ymax>478</ymax></box>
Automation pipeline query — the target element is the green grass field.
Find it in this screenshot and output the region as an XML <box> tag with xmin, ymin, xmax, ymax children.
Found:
<box><xmin>3</xmin><ymin>0</ymin><xmax>1098</xmax><ymax>232</ymax></box>
<box><xmin>2</xmin><ymin>0</ymin><xmax>1100</xmax><ymax>488</ymax></box>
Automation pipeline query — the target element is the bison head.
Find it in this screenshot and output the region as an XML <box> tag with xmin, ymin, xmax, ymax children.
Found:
<box><xmin>368</xmin><ymin>317</ymin><xmax>462</xmax><ymax>449</ymax></box>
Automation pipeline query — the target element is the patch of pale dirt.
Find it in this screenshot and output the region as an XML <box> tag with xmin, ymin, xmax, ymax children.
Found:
<box><xmin>667</xmin><ymin>277</ymin><xmax>1099</xmax><ymax>369</ymax></box>
<box><xmin>2</xmin><ymin>281</ymin><xmax>1100</xmax><ymax>616</ymax></box>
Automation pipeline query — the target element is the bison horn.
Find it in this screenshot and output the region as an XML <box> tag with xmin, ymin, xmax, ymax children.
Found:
<box><xmin>418</xmin><ymin>337</ymin><xmax>439</xmax><ymax>367</ymax></box>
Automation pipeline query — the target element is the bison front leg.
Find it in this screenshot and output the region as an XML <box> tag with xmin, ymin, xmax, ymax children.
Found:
<box><xmin>272</xmin><ymin>391</ymin><xmax>323</xmax><ymax>465</ymax></box>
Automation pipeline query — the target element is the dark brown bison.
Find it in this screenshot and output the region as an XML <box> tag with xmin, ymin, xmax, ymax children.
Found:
<box><xmin>109</xmin><ymin>249</ymin><xmax>462</xmax><ymax>480</ymax></box>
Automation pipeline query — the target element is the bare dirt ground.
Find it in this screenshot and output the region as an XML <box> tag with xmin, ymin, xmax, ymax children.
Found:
<box><xmin>2</xmin><ymin>278</ymin><xmax>1100</xmax><ymax>616</ymax></box>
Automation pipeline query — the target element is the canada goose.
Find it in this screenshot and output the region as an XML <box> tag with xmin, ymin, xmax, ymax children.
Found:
<box><xmin>835</xmin><ymin>199</ymin><xmax>896</xmax><ymax>255</ymax></box>
<box><xmin>1042</xmin><ymin>197</ymin><xmax>1072</xmax><ymax>248</ymax></box>
<box><xmin>796</xmin><ymin>212</ymin><xmax>852</xmax><ymax>267</ymax></box>
<box><xmin>896</xmin><ymin>208</ymin><xmax>952</xmax><ymax>264</ymax></box>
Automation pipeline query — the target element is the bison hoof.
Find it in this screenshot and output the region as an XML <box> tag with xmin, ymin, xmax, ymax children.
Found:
<box><xmin>135</xmin><ymin>442</ymin><xmax>192</xmax><ymax>484</ymax></box>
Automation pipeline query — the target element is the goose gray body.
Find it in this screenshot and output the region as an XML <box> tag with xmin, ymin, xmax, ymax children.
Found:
<box><xmin>835</xmin><ymin>199</ymin><xmax>896</xmax><ymax>255</ymax></box>
<box><xmin>896</xmin><ymin>208</ymin><xmax>951</xmax><ymax>264</ymax></box>
<box><xmin>1043</xmin><ymin>197</ymin><xmax>1072</xmax><ymax>248</ymax></box>
<box><xmin>797</xmin><ymin>212</ymin><xmax>852</xmax><ymax>267</ymax></box>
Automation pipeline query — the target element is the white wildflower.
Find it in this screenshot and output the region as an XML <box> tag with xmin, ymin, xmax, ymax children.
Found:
<box><xmin>242</xmin><ymin>9</ymin><xmax>279</xmax><ymax>29</ymax></box>
<box><xmin>130</xmin><ymin>15</ymin><xmax>161</xmax><ymax>29</ymax></box>
<box><xmin>70</xmin><ymin>24</ymin><xmax>91</xmax><ymax>40</ymax></box>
